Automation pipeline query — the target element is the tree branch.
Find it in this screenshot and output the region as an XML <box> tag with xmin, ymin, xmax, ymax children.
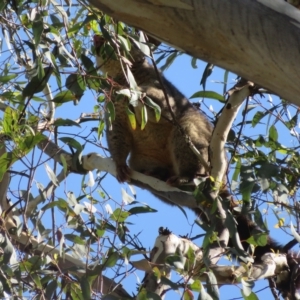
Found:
<box><xmin>87</xmin><ymin>0</ymin><xmax>300</xmax><ymax>106</ymax></box>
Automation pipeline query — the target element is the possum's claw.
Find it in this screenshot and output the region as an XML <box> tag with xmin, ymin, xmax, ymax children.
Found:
<box><xmin>116</xmin><ymin>164</ymin><xmax>131</xmax><ymax>183</ymax></box>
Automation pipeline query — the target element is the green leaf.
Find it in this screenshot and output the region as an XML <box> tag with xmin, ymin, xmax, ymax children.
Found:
<box><xmin>32</xmin><ymin>16</ymin><xmax>43</xmax><ymax>45</ymax></box>
<box><xmin>225</xmin><ymin>213</ymin><xmax>248</xmax><ymax>259</ymax></box>
<box><xmin>255</xmin><ymin>135</ymin><xmax>266</xmax><ymax>147</ymax></box>
<box><xmin>41</xmin><ymin>199</ymin><xmax>68</xmax><ymax>211</ymax></box>
<box><xmin>190</xmin><ymin>90</ymin><xmax>224</xmax><ymax>102</ymax></box>
<box><xmin>53</xmin><ymin>118</ymin><xmax>81</xmax><ymax>127</ymax></box>
<box><xmin>98</xmin><ymin>119</ymin><xmax>105</xmax><ymax>139</ymax></box>
<box><xmin>126</xmin><ymin>106</ymin><xmax>136</xmax><ymax>130</ymax></box>
<box><xmin>137</xmin><ymin>288</ymin><xmax>163</xmax><ymax>300</ymax></box>
<box><xmin>68</xmin><ymin>22</ymin><xmax>84</xmax><ymax>36</ymax></box>
<box><xmin>23</xmin><ymin>66</ymin><xmax>53</xmax><ymax>98</ymax></box>
<box><xmin>0</xmin><ymin>274</ymin><xmax>11</xmax><ymax>295</ymax></box>
<box><xmin>107</xmin><ymin>101</ymin><xmax>115</xmax><ymax>122</ymax></box>
<box><xmin>50</xmin><ymin>14</ymin><xmax>62</xmax><ymax>27</ymax></box>
<box><xmin>104</xmin><ymin>251</ymin><xmax>119</xmax><ymax>268</ymax></box>
<box><xmin>0</xmin><ymin>0</ymin><xmax>8</xmax><ymax>11</ymax></box>
<box><xmin>239</xmin><ymin>177</ymin><xmax>255</xmax><ymax>202</ymax></box>
<box><xmin>254</xmin><ymin>209</ymin><xmax>268</xmax><ymax>232</ymax></box>
<box><xmin>1</xmin><ymin>234</ymin><xmax>15</xmax><ymax>264</ymax></box>
<box><xmin>190</xmin><ymin>279</ymin><xmax>201</xmax><ymax>292</ymax></box>
<box><xmin>160</xmin><ymin>51</ymin><xmax>179</xmax><ymax>71</ymax></box>
<box><xmin>99</xmin><ymin>16</ymin><xmax>113</xmax><ymax>43</ymax></box>
<box><xmin>60</xmin><ymin>154</ymin><xmax>68</xmax><ymax>176</ymax></box>
<box><xmin>64</xmin><ymin>234</ymin><xmax>86</xmax><ymax>245</ymax></box>
<box><xmin>166</xmin><ymin>253</ymin><xmax>185</xmax><ymax>270</ymax></box>
<box><xmin>144</xmin><ymin>96</ymin><xmax>161</xmax><ymax>122</ymax></box>
<box><xmin>200</xmin><ymin>63</ymin><xmax>214</xmax><ymax>89</ymax></box>
<box><xmin>251</xmin><ymin>111</ymin><xmax>265</xmax><ymax>127</ymax></box>
<box><xmin>232</xmin><ymin>157</ymin><xmax>241</xmax><ymax>182</ymax></box>
<box><xmin>87</xmin><ymin>76</ymin><xmax>102</xmax><ymax>91</ymax></box>
<box><xmin>223</xmin><ymin>70</ymin><xmax>229</xmax><ymax>95</ymax></box>
<box><xmin>37</xmin><ymin>58</ymin><xmax>45</xmax><ymax>80</ymax></box>
<box><xmin>3</xmin><ymin>106</ymin><xmax>17</xmax><ymax>135</ymax></box>
<box><xmin>0</xmin><ymin>74</ymin><xmax>17</xmax><ymax>84</ymax></box>
<box><xmin>20</xmin><ymin>133</ymin><xmax>46</xmax><ymax>152</ymax></box>
<box><xmin>59</xmin><ymin>137</ymin><xmax>83</xmax><ymax>151</ymax></box>
<box><xmin>81</xmin><ymin>54</ymin><xmax>97</xmax><ymax>75</ymax></box>
<box><xmin>65</xmin><ymin>74</ymin><xmax>86</xmax><ymax>102</ymax></box>
<box><xmin>52</xmin><ymin>90</ymin><xmax>75</xmax><ymax>104</ymax></box>
<box><xmin>191</xmin><ymin>57</ymin><xmax>197</xmax><ymax>69</ymax></box>
<box><xmin>118</xmin><ymin>35</ymin><xmax>131</xmax><ymax>53</ymax></box>
<box><xmin>246</xmin><ymin>233</ymin><xmax>268</xmax><ymax>247</ymax></box>
<box><xmin>30</xmin><ymin>273</ymin><xmax>43</xmax><ymax>290</ymax></box>
<box><xmin>0</xmin><ymin>151</ymin><xmax>16</xmax><ymax>178</ymax></box>
<box><xmin>45</xmin><ymin>280</ymin><xmax>58</xmax><ymax>299</ymax></box>
<box><xmin>140</xmin><ymin>104</ymin><xmax>148</xmax><ymax>130</ymax></box>
<box><xmin>183</xmin><ymin>289</ymin><xmax>194</xmax><ymax>300</ymax></box>
<box><xmin>206</xmin><ymin>270</ymin><xmax>219</xmax><ymax>300</ymax></box>
<box><xmin>128</xmin><ymin>206</ymin><xmax>157</xmax><ymax>215</ymax></box>
<box><xmin>268</xmin><ymin>125</ymin><xmax>278</xmax><ymax>141</ymax></box>
<box><xmin>80</xmin><ymin>276</ymin><xmax>91</xmax><ymax>299</ymax></box>
<box><xmin>110</xmin><ymin>208</ymin><xmax>130</xmax><ymax>222</ymax></box>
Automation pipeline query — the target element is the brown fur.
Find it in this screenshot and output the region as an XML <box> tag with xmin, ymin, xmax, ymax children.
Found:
<box><xmin>94</xmin><ymin>35</ymin><xmax>212</xmax><ymax>185</ymax></box>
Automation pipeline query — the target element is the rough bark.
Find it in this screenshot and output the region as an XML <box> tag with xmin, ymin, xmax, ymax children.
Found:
<box><xmin>87</xmin><ymin>0</ymin><xmax>300</xmax><ymax>106</ymax></box>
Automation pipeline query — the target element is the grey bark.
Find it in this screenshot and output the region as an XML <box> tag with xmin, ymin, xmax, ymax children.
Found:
<box><xmin>86</xmin><ymin>0</ymin><xmax>300</xmax><ymax>105</ymax></box>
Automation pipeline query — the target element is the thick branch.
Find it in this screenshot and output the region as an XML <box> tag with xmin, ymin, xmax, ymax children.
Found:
<box><xmin>87</xmin><ymin>0</ymin><xmax>300</xmax><ymax>106</ymax></box>
<box><xmin>133</xmin><ymin>231</ymin><xmax>289</xmax><ymax>292</ymax></box>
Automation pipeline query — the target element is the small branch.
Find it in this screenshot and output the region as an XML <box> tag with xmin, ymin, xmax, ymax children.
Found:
<box><xmin>206</xmin><ymin>79</ymin><xmax>254</xmax><ymax>264</ymax></box>
<box><xmin>14</xmin><ymin>169</ymin><xmax>68</xmax><ymax>218</ymax></box>
<box><xmin>83</xmin><ymin>152</ymin><xmax>205</xmax><ymax>211</ymax></box>
<box><xmin>133</xmin><ymin>230</ymin><xmax>289</xmax><ymax>295</ymax></box>
<box><xmin>210</xmin><ymin>79</ymin><xmax>254</xmax><ymax>189</ymax></box>
<box><xmin>7</xmin><ymin>219</ymin><xmax>132</xmax><ymax>298</ymax></box>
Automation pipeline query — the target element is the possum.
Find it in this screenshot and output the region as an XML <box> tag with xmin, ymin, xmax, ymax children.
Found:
<box><xmin>94</xmin><ymin>35</ymin><xmax>212</xmax><ymax>186</ymax></box>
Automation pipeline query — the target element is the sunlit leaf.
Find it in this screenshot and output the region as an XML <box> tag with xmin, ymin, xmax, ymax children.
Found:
<box><xmin>104</xmin><ymin>251</ymin><xmax>119</xmax><ymax>268</ymax></box>
<box><xmin>0</xmin><ymin>74</ymin><xmax>17</xmax><ymax>83</ymax></box>
<box><xmin>140</xmin><ymin>104</ymin><xmax>148</xmax><ymax>130</ymax></box>
<box><xmin>190</xmin><ymin>90</ymin><xmax>224</xmax><ymax>102</ymax></box>
<box><xmin>110</xmin><ymin>208</ymin><xmax>130</xmax><ymax>222</ymax></box>
<box><xmin>144</xmin><ymin>96</ymin><xmax>161</xmax><ymax>121</ymax></box>
<box><xmin>126</xmin><ymin>106</ymin><xmax>136</xmax><ymax>129</ymax></box>
<box><xmin>106</xmin><ymin>101</ymin><xmax>115</xmax><ymax>122</ymax></box>
<box><xmin>44</xmin><ymin>163</ymin><xmax>59</xmax><ymax>186</ymax></box>
<box><xmin>269</xmin><ymin>125</ymin><xmax>278</xmax><ymax>141</ymax></box>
